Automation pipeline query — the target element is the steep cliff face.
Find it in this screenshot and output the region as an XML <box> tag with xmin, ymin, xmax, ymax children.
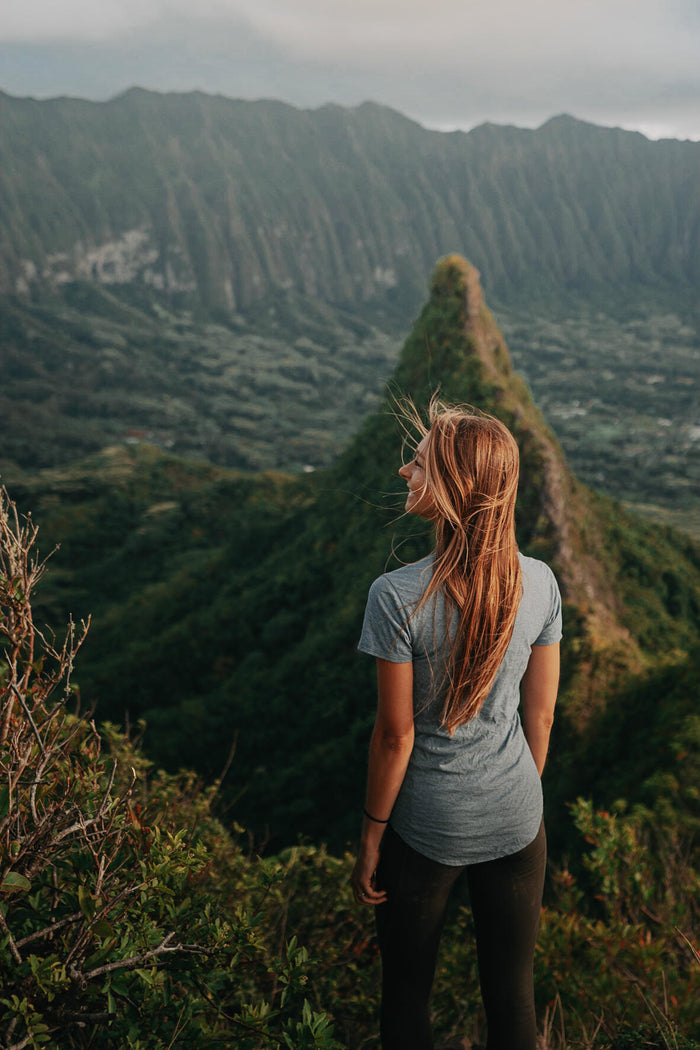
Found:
<box><xmin>452</xmin><ymin>262</ymin><xmax>633</xmax><ymax>636</ymax></box>
<box><xmin>1</xmin><ymin>90</ymin><xmax>698</xmax><ymax>309</ymax></box>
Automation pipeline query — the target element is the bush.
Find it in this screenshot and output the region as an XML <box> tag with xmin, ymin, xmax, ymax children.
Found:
<box><xmin>0</xmin><ymin>487</ymin><xmax>342</xmax><ymax>1049</ymax></box>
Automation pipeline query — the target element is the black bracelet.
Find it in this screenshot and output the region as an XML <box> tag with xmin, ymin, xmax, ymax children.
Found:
<box><xmin>363</xmin><ymin>808</ymin><xmax>390</xmax><ymax>824</ymax></box>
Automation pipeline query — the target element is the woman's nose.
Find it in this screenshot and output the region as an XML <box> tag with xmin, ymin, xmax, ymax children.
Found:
<box><xmin>398</xmin><ymin>463</ymin><xmax>410</xmax><ymax>478</ymax></box>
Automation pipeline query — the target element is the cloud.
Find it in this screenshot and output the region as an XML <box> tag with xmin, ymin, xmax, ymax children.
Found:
<box><xmin>1</xmin><ymin>0</ymin><xmax>238</xmax><ymax>43</ymax></box>
<box><xmin>1</xmin><ymin>0</ymin><xmax>692</xmax><ymax>65</ymax></box>
<box><xmin>238</xmin><ymin>0</ymin><xmax>699</xmax><ymax>88</ymax></box>
<box><xmin>1</xmin><ymin>0</ymin><xmax>699</xmax><ymax>139</ymax></box>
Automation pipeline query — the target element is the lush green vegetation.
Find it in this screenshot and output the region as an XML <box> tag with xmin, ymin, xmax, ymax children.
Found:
<box><xmin>2</xmin><ymin>489</ymin><xmax>699</xmax><ymax>1049</ymax></box>
<box><xmin>2</xmin><ymin>258</ymin><xmax>699</xmax><ymax>1046</ymax></box>
<box><xmin>0</xmin><ymin>284</ymin><xmax>398</xmax><ymax>474</ymax></box>
<box><xmin>0</xmin><ymin>495</ymin><xmax>343</xmax><ymax>1048</ymax></box>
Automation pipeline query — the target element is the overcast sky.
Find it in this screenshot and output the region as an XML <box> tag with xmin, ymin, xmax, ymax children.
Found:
<box><xmin>2</xmin><ymin>0</ymin><xmax>699</xmax><ymax>140</ymax></box>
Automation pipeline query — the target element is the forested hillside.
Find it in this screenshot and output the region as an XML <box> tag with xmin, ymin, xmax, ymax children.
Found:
<box><xmin>0</xmin><ymin>283</ymin><xmax>396</xmax><ymax>472</ymax></box>
<box><xmin>2</xmin><ymin>90</ymin><xmax>698</xmax><ymax>309</ymax></box>
<box><xmin>14</xmin><ymin>258</ymin><xmax>700</xmax><ymax>851</ymax></box>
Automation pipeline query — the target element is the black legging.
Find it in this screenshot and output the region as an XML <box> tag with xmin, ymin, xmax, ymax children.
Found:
<box><xmin>374</xmin><ymin>820</ymin><xmax>546</xmax><ymax>1050</ymax></box>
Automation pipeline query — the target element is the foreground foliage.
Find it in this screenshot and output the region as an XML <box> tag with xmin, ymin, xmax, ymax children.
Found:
<box><xmin>1</xmin><ymin>486</ymin><xmax>699</xmax><ymax>1048</ymax></box>
<box><xmin>0</xmin><ymin>489</ymin><xmax>341</xmax><ymax>1049</ymax></box>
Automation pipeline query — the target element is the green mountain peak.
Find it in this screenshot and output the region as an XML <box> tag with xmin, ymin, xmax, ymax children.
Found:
<box><xmin>360</xmin><ymin>256</ymin><xmax>643</xmax><ymax>689</ymax></box>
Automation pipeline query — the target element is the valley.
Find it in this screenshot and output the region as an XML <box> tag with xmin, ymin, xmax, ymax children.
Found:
<box><xmin>3</xmin><ymin>284</ymin><xmax>697</xmax><ymax>537</ymax></box>
<box><xmin>2</xmin><ymin>89</ymin><xmax>698</xmax><ymax>539</ymax></box>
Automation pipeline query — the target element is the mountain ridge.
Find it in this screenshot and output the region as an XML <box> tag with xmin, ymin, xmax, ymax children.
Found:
<box><xmin>2</xmin><ymin>88</ymin><xmax>697</xmax><ymax>311</ymax></box>
<box><xmin>2</xmin><ymin>87</ymin><xmax>677</xmax><ymax>141</ymax></box>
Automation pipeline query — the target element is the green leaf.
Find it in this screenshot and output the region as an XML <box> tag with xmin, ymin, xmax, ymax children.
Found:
<box><xmin>1</xmin><ymin>872</ymin><xmax>31</xmax><ymax>894</ymax></box>
<box><xmin>91</xmin><ymin>920</ymin><xmax>114</xmax><ymax>939</ymax></box>
<box><xmin>78</xmin><ymin>884</ymin><xmax>95</xmax><ymax>919</ymax></box>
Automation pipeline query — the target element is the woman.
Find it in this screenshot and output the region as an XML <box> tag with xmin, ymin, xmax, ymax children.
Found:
<box><xmin>352</xmin><ymin>400</ymin><xmax>561</xmax><ymax>1050</ymax></box>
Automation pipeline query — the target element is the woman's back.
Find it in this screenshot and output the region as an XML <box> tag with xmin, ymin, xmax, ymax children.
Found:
<box><xmin>359</xmin><ymin>551</ymin><xmax>562</xmax><ymax>864</ymax></box>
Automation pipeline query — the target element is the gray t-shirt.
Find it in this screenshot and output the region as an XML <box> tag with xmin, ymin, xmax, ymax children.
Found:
<box><xmin>358</xmin><ymin>552</ymin><xmax>562</xmax><ymax>865</ymax></box>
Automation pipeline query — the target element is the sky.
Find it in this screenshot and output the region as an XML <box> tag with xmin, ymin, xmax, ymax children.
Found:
<box><xmin>2</xmin><ymin>0</ymin><xmax>700</xmax><ymax>140</ymax></box>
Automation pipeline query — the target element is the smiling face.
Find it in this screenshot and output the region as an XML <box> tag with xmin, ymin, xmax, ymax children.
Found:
<box><xmin>398</xmin><ymin>433</ymin><xmax>436</xmax><ymax>519</ymax></box>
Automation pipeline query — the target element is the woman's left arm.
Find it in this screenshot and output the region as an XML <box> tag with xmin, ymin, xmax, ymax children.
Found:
<box><xmin>351</xmin><ymin>658</ymin><xmax>415</xmax><ymax>906</ymax></box>
<box><xmin>521</xmin><ymin>641</ymin><xmax>560</xmax><ymax>776</ymax></box>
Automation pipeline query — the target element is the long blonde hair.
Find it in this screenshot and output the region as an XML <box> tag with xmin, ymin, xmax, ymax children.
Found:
<box><xmin>404</xmin><ymin>397</ymin><xmax>522</xmax><ymax>732</ymax></box>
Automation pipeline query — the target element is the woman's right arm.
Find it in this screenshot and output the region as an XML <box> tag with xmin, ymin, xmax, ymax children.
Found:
<box><xmin>351</xmin><ymin>658</ymin><xmax>414</xmax><ymax>906</ymax></box>
<box><xmin>521</xmin><ymin>642</ymin><xmax>560</xmax><ymax>776</ymax></box>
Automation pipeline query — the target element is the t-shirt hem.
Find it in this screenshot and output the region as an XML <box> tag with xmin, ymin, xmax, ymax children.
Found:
<box><xmin>389</xmin><ymin>808</ymin><xmax>544</xmax><ymax>867</ymax></box>
<box><xmin>357</xmin><ymin>642</ymin><xmax>413</xmax><ymax>663</ymax></box>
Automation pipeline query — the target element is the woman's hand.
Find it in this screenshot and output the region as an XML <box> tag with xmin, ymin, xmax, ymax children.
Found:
<box><xmin>351</xmin><ymin>841</ymin><xmax>386</xmax><ymax>906</ymax></box>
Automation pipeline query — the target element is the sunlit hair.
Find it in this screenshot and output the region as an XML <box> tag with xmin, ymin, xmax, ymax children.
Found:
<box><xmin>400</xmin><ymin>395</ymin><xmax>522</xmax><ymax>732</ymax></box>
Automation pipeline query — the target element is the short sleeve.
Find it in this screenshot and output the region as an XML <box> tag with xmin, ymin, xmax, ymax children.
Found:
<box><xmin>358</xmin><ymin>575</ymin><xmax>414</xmax><ymax>662</ymax></box>
<box><xmin>533</xmin><ymin>565</ymin><xmax>563</xmax><ymax>646</ymax></box>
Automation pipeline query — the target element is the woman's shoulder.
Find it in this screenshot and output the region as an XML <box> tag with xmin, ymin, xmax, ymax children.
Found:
<box><xmin>359</xmin><ymin>556</ymin><xmax>434</xmax><ymax>659</ymax></box>
<box><xmin>518</xmin><ymin>551</ymin><xmax>562</xmax><ymax>607</ymax></box>
<box><xmin>518</xmin><ymin>551</ymin><xmax>558</xmax><ymax>585</ymax></box>
<box><xmin>369</xmin><ymin>555</ymin><xmax>434</xmax><ymax>600</ymax></box>
<box><xmin>517</xmin><ymin>552</ymin><xmax>562</xmax><ymax>637</ymax></box>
